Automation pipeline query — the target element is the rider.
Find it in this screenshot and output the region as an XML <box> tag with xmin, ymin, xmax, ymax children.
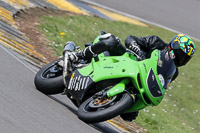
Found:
<box><xmin>65</xmin><ymin>32</ymin><xmax>195</xmax><ymax>121</ymax></box>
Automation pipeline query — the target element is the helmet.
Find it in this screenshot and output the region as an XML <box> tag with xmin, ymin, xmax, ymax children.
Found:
<box><xmin>169</xmin><ymin>34</ymin><xmax>195</xmax><ymax>67</ymax></box>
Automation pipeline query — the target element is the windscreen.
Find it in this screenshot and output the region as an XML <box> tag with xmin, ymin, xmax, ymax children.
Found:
<box><xmin>157</xmin><ymin>50</ymin><xmax>176</xmax><ymax>88</ymax></box>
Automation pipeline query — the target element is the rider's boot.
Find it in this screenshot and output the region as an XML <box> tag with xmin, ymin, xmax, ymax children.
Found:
<box><xmin>120</xmin><ymin>111</ymin><xmax>139</xmax><ymax>122</ymax></box>
<box><xmin>64</xmin><ymin>33</ymin><xmax>125</xmax><ymax>62</ymax></box>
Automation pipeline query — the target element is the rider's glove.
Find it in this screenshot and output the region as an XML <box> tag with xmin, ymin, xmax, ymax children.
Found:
<box><xmin>63</xmin><ymin>41</ymin><xmax>79</xmax><ymax>62</ymax></box>
<box><xmin>99</xmin><ymin>33</ymin><xmax>120</xmax><ymax>47</ymax></box>
<box><xmin>138</xmin><ymin>51</ymin><xmax>146</xmax><ymax>60</ymax></box>
<box><xmin>67</xmin><ymin>52</ymin><xmax>79</xmax><ymax>62</ymax></box>
<box><xmin>99</xmin><ymin>33</ymin><xmax>112</xmax><ymax>40</ymax></box>
<box><xmin>128</xmin><ymin>41</ymin><xmax>141</xmax><ymax>54</ymax></box>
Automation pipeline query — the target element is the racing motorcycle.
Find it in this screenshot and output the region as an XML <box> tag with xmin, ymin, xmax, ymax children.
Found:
<box><xmin>34</xmin><ymin>33</ymin><xmax>176</xmax><ymax>123</ymax></box>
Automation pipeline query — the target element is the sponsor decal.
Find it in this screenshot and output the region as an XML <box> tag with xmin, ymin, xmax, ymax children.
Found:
<box><xmin>152</xmin><ymin>74</ymin><xmax>155</xmax><ymax>81</ymax></box>
<box><xmin>68</xmin><ymin>72</ymin><xmax>91</xmax><ymax>91</ymax></box>
<box><xmin>158</xmin><ymin>74</ymin><xmax>165</xmax><ymax>87</ymax></box>
<box><xmin>104</xmin><ymin>66</ymin><xmax>114</xmax><ymax>69</ymax></box>
<box><xmin>143</xmin><ymin>63</ymin><xmax>148</xmax><ymax>73</ymax></box>
<box><xmin>158</xmin><ymin>59</ymin><xmax>163</xmax><ymax>67</ymax></box>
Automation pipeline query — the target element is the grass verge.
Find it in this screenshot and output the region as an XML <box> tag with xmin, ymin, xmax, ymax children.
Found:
<box><xmin>39</xmin><ymin>14</ymin><xmax>200</xmax><ymax>133</ymax></box>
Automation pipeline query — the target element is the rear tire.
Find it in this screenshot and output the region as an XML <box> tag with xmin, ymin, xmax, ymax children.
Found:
<box><xmin>77</xmin><ymin>92</ymin><xmax>133</xmax><ymax>123</ymax></box>
<box><xmin>34</xmin><ymin>58</ymin><xmax>65</xmax><ymax>95</ymax></box>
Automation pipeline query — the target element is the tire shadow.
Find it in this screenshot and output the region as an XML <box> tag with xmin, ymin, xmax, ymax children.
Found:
<box><xmin>49</xmin><ymin>95</ymin><xmax>121</xmax><ymax>133</ymax></box>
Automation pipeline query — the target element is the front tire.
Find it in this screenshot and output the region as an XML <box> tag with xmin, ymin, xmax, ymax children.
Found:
<box><xmin>77</xmin><ymin>92</ymin><xmax>133</xmax><ymax>123</ymax></box>
<box><xmin>34</xmin><ymin>58</ymin><xmax>65</xmax><ymax>95</ymax></box>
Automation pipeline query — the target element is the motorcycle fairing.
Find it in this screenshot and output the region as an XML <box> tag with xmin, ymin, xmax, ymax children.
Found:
<box><xmin>66</xmin><ymin>49</ymin><xmax>175</xmax><ymax>112</ymax></box>
<box><xmin>78</xmin><ymin>51</ymin><xmax>164</xmax><ymax>110</ymax></box>
<box><xmin>65</xmin><ymin>70</ymin><xmax>94</xmax><ymax>105</ymax></box>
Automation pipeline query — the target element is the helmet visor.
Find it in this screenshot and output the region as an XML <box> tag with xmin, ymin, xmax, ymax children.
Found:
<box><xmin>173</xmin><ymin>49</ymin><xmax>191</xmax><ymax>66</ymax></box>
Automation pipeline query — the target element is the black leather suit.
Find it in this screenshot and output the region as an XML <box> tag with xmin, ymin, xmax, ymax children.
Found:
<box><xmin>83</xmin><ymin>35</ymin><xmax>178</xmax><ymax>81</ymax></box>
<box><xmin>125</xmin><ymin>35</ymin><xmax>178</xmax><ymax>81</ymax></box>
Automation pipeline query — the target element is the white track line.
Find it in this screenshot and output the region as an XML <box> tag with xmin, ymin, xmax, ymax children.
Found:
<box><xmin>0</xmin><ymin>44</ymin><xmax>37</xmax><ymax>74</ymax></box>
<box><xmin>80</xmin><ymin>0</ymin><xmax>200</xmax><ymax>41</ymax></box>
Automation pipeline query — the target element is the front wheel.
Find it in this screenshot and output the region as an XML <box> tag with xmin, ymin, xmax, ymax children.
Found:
<box><xmin>77</xmin><ymin>92</ymin><xmax>133</xmax><ymax>123</ymax></box>
<box><xmin>34</xmin><ymin>58</ymin><xmax>65</xmax><ymax>95</ymax></box>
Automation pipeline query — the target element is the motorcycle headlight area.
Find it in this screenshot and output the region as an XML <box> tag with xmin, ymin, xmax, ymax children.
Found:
<box><xmin>146</xmin><ymin>68</ymin><xmax>163</xmax><ymax>97</ymax></box>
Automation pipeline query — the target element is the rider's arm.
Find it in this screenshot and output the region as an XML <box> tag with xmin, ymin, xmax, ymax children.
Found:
<box><xmin>125</xmin><ymin>35</ymin><xmax>168</xmax><ymax>54</ymax></box>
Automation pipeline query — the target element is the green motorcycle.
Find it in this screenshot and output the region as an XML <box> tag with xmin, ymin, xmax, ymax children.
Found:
<box><xmin>34</xmin><ymin>34</ymin><xmax>176</xmax><ymax>123</ymax></box>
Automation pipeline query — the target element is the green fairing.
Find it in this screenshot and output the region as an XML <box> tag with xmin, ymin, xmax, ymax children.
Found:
<box><xmin>107</xmin><ymin>78</ymin><xmax>130</xmax><ymax>97</ymax></box>
<box><xmin>78</xmin><ymin>35</ymin><xmax>166</xmax><ymax>112</ymax></box>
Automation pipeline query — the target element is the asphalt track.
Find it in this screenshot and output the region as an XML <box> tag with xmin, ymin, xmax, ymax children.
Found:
<box><xmin>83</xmin><ymin>0</ymin><xmax>200</xmax><ymax>41</ymax></box>
<box><xmin>0</xmin><ymin>44</ymin><xmax>122</xmax><ymax>133</ymax></box>
<box><xmin>0</xmin><ymin>0</ymin><xmax>127</xmax><ymax>132</ymax></box>
<box><xmin>2</xmin><ymin>0</ymin><xmax>198</xmax><ymax>132</ymax></box>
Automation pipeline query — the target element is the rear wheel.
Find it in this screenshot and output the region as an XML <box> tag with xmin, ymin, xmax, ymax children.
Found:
<box><xmin>34</xmin><ymin>58</ymin><xmax>65</xmax><ymax>95</ymax></box>
<box><xmin>77</xmin><ymin>90</ymin><xmax>133</xmax><ymax>123</ymax></box>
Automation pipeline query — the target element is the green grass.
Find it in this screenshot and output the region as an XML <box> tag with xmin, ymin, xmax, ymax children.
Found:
<box><xmin>39</xmin><ymin>14</ymin><xmax>200</xmax><ymax>133</ymax></box>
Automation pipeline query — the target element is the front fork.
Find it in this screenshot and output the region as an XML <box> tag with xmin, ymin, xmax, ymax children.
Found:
<box><xmin>62</xmin><ymin>41</ymin><xmax>76</xmax><ymax>88</ymax></box>
<box><xmin>63</xmin><ymin>52</ymin><xmax>69</xmax><ymax>88</ymax></box>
